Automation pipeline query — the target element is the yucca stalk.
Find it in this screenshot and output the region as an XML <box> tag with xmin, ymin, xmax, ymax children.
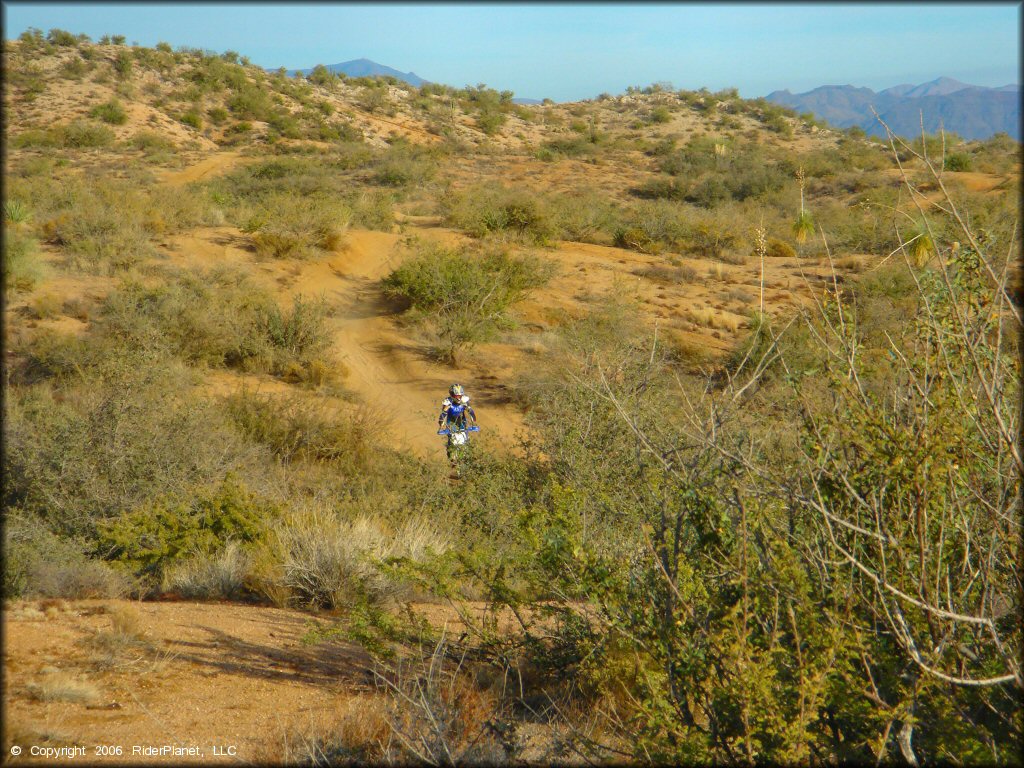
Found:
<box><xmin>793</xmin><ymin>166</ymin><xmax>814</xmax><ymax>244</ymax></box>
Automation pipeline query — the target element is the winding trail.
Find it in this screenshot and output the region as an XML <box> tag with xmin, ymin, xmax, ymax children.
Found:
<box><xmin>157</xmin><ymin>151</ymin><xmax>529</xmax><ymax>461</ymax></box>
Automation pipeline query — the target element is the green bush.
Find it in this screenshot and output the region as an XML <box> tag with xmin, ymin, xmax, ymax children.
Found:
<box><xmin>241</xmin><ymin>192</ymin><xmax>350</xmax><ymax>259</ymax></box>
<box><xmin>99</xmin><ymin>475</ymin><xmax>279</xmax><ymax>582</ymax></box>
<box><xmin>89</xmin><ymin>98</ymin><xmax>127</xmax><ymax>125</ymax></box>
<box><xmin>14</xmin><ymin>120</ymin><xmax>116</xmax><ymax>149</ymax></box>
<box><xmin>226</xmin><ymin>390</ymin><xmax>380</xmax><ymax>466</ymax></box>
<box><xmin>383</xmin><ymin>242</ymin><xmax>554</xmax><ymax>361</ymax></box>
<box><xmin>3</xmin><ymin>351</ymin><xmax>265</xmax><ymax>538</ymax></box>
<box><xmin>180</xmin><ymin>109</ymin><xmax>203</xmax><ymax>130</ymax></box>
<box><xmin>207</xmin><ymin>106</ymin><xmax>229</xmax><ymax>124</ymax></box>
<box><xmin>97</xmin><ymin>265</ymin><xmax>329</xmax><ymax>375</ymax></box>
<box><xmin>442</xmin><ymin>185</ymin><xmax>557</xmax><ymax>245</ymax></box>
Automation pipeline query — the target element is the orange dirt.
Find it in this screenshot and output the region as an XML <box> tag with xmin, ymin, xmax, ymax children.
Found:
<box><xmin>3</xmin><ymin>599</ymin><xmax>374</xmax><ymax>763</ymax></box>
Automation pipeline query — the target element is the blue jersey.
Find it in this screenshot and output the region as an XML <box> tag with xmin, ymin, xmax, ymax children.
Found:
<box><xmin>439</xmin><ymin>396</ymin><xmax>476</xmax><ymax>429</ymax></box>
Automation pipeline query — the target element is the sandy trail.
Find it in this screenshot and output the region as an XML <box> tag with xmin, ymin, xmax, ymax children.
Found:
<box><xmin>283</xmin><ymin>229</ymin><xmax>529</xmax><ymax>459</ymax></box>
<box><xmin>158</xmin><ymin>151</ymin><xmax>247</xmax><ymax>187</ymax></box>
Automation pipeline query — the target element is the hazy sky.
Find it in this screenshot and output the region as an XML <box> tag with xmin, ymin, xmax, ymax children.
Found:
<box><xmin>3</xmin><ymin>2</ymin><xmax>1020</xmax><ymax>101</ymax></box>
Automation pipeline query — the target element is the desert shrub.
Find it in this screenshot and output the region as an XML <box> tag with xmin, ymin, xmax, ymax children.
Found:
<box><xmin>128</xmin><ymin>130</ymin><xmax>176</xmax><ymax>153</ymax></box>
<box><xmin>370</xmin><ymin>144</ymin><xmax>437</xmax><ymax>187</ymax></box>
<box><xmin>548</xmin><ymin>190</ymin><xmax>622</xmax><ymax>244</ymax></box>
<box><xmin>59</xmin><ymin>56</ymin><xmax>90</xmax><ymax>79</ymax></box>
<box><xmin>765</xmin><ymin>238</ymin><xmax>796</xmax><ymax>260</ymax></box>
<box><xmin>3</xmin><ymin>353</ymin><xmax>265</xmax><ymax>539</ymax></box>
<box><xmin>227</xmin><ymin>83</ymin><xmax>274</xmax><ymax>120</ymax></box>
<box><xmin>3</xmin><ymin>513</ymin><xmax>128</xmax><ymax>599</ymax></box>
<box><xmin>35</xmin><ymin>176</ymin><xmax>217</xmax><ymax>271</ymax></box>
<box><xmin>649</xmin><ymin>105</ymin><xmax>673</xmax><ymax>124</ymax></box>
<box><xmin>179</xmin><ymin>109</ymin><xmax>203</xmax><ymax>130</ymax></box>
<box><xmin>241</xmin><ymin>192</ymin><xmax>350</xmax><ymax>258</ymax></box>
<box><xmin>539</xmin><ymin>135</ymin><xmax>596</xmax><ymax>158</ymax></box>
<box><xmin>113</xmin><ymin>49</ymin><xmax>133</xmax><ymax>79</ymax></box>
<box><xmin>207</xmin><ymin>105</ymin><xmax>229</xmax><ymax>124</ymax></box>
<box><xmin>3</xmin><ymin>227</ymin><xmax>46</xmax><ymax>293</ymax></box>
<box><xmin>475</xmin><ymin>108</ymin><xmax>506</xmax><ymax>135</ymax></box>
<box><xmin>944</xmin><ymin>152</ymin><xmax>972</xmax><ymax>171</ymax></box>
<box><xmin>97</xmin><ymin>266</ymin><xmax>329</xmax><ymax>375</ymax></box>
<box><xmin>614</xmin><ymin>200</ymin><xmax>689</xmax><ymax>254</ymax></box>
<box><xmin>89</xmin><ymin>98</ymin><xmax>127</xmax><ymax>124</ymax></box>
<box><xmin>350</xmin><ymin>189</ymin><xmax>396</xmax><ymax>231</ymax></box>
<box><xmin>225</xmin><ymin>391</ymin><xmax>380</xmax><ymax>466</ymax></box>
<box><xmin>162</xmin><ymin>542</ymin><xmax>253</xmax><ymax>600</ymax></box>
<box><xmin>99</xmin><ymin>474</ymin><xmax>279</xmax><ymax>583</ymax></box>
<box><xmin>442</xmin><ymin>185</ymin><xmax>557</xmax><ymax>245</ymax></box>
<box><xmin>59</xmin><ymin>119</ymin><xmax>116</xmax><ymax>148</ymax></box>
<box><xmin>383</xmin><ymin>241</ymin><xmax>554</xmax><ymax>361</ymax></box>
<box><xmin>46</xmin><ymin>28</ymin><xmax>80</xmax><ymax>46</ymax></box>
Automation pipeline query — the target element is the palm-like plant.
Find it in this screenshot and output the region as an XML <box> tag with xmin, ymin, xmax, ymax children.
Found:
<box><xmin>792</xmin><ymin>166</ymin><xmax>814</xmax><ymax>244</ymax></box>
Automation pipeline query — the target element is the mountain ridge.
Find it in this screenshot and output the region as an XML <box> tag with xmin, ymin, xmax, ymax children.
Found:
<box><xmin>767</xmin><ymin>76</ymin><xmax>1020</xmax><ymax>139</ymax></box>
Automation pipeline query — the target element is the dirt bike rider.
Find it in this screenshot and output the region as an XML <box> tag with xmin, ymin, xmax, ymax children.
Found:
<box><xmin>438</xmin><ymin>384</ymin><xmax>476</xmax><ymax>460</ymax></box>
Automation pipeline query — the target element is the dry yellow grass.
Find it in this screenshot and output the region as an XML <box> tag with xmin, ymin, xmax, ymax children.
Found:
<box><xmin>26</xmin><ymin>670</ymin><xmax>101</xmax><ymax>704</ymax></box>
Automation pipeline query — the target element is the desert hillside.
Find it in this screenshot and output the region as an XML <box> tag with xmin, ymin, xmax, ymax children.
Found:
<box><xmin>4</xmin><ymin>30</ymin><xmax>1021</xmax><ymax>765</ymax></box>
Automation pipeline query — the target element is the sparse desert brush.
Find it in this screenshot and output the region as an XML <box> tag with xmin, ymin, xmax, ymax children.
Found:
<box><xmin>441</xmin><ymin>184</ymin><xmax>557</xmax><ymax>245</ymax></box>
<box><xmin>3</xmin><ymin>227</ymin><xmax>47</xmax><ymax>293</ymax></box>
<box><xmin>242</xmin><ymin>192</ymin><xmax>351</xmax><ymax>258</ymax></box>
<box><xmin>615</xmin><ymin>199</ymin><xmax>688</xmax><ymax>254</ymax></box>
<box><xmin>350</xmin><ymin>188</ymin><xmax>396</xmax><ymax>231</ymax></box>
<box><xmin>370</xmin><ymin>143</ymin><xmax>438</xmax><ymax>187</ymax></box>
<box><xmin>548</xmin><ymin>189</ymin><xmax>622</xmax><ymax>244</ymax></box>
<box><xmin>97</xmin><ymin>266</ymin><xmax>330</xmax><ymax>375</ymax></box>
<box><xmin>162</xmin><ymin>541</ymin><xmax>253</xmax><ymax>600</ymax></box>
<box><xmin>4</xmin><ymin>351</ymin><xmax>267</xmax><ymax>539</ymax></box>
<box><xmin>266</xmin><ymin>695</ymin><xmax>393</xmax><ymax>765</ymax></box>
<box><xmin>633</xmin><ymin>263</ymin><xmax>697</xmax><ymax>285</ymax></box>
<box><xmin>225</xmin><ymin>390</ymin><xmax>383</xmax><ymax>466</ymax></box>
<box><xmin>2</xmin><ymin>513</ymin><xmax>128</xmax><ymax>600</ymax></box>
<box><xmin>383</xmin><ymin>241</ymin><xmax>554</xmax><ymax>362</ymax></box>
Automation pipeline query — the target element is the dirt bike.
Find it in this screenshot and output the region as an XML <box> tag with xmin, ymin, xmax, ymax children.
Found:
<box><xmin>437</xmin><ymin>422</ymin><xmax>479</xmax><ymax>476</ymax></box>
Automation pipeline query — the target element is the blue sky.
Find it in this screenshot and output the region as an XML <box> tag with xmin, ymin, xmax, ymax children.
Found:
<box><xmin>3</xmin><ymin>3</ymin><xmax>1020</xmax><ymax>101</ymax></box>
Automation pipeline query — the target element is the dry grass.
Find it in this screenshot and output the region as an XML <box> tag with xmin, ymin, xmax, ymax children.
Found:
<box><xmin>162</xmin><ymin>542</ymin><xmax>252</xmax><ymax>600</ymax></box>
<box><xmin>261</xmin><ymin>695</ymin><xmax>394</xmax><ymax>765</ymax></box>
<box><xmin>26</xmin><ymin>671</ymin><xmax>101</xmax><ymax>704</ymax></box>
<box><xmin>82</xmin><ymin>604</ymin><xmax>153</xmax><ymax>670</ymax></box>
<box><xmin>683</xmin><ymin>307</ymin><xmax>741</xmax><ymax>331</ymax></box>
<box><xmin>262</xmin><ymin>506</ymin><xmax>448</xmax><ymax>609</ymax></box>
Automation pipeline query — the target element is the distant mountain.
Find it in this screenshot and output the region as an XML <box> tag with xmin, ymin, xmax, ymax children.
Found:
<box><xmin>288</xmin><ymin>58</ymin><xmax>427</xmax><ymax>87</ymax></box>
<box><xmin>767</xmin><ymin>77</ymin><xmax>1020</xmax><ymax>140</ymax></box>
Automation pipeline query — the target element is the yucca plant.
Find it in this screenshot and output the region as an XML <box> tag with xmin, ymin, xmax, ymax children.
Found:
<box><xmin>4</xmin><ymin>199</ymin><xmax>31</xmax><ymax>226</ymax></box>
<box><xmin>792</xmin><ymin>210</ymin><xmax>815</xmax><ymax>244</ymax></box>
<box><xmin>906</xmin><ymin>218</ymin><xmax>936</xmax><ymax>267</ymax></box>
<box><xmin>792</xmin><ymin>166</ymin><xmax>814</xmax><ymax>244</ymax></box>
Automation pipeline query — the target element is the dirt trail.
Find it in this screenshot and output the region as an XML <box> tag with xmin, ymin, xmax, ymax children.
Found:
<box><xmin>280</xmin><ymin>229</ymin><xmax>529</xmax><ymax>459</ymax></box>
<box><xmin>150</xmin><ymin>151</ymin><xmax>530</xmax><ymax>461</ymax></box>
<box><xmin>159</xmin><ymin>151</ymin><xmax>247</xmax><ymax>187</ymax></box>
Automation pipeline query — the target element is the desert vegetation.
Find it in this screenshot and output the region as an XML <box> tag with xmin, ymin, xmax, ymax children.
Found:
<box><xmin>3</xmin><ymin>31</ymin><xmax>1020</xmax><ymax>765</ymax></box>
